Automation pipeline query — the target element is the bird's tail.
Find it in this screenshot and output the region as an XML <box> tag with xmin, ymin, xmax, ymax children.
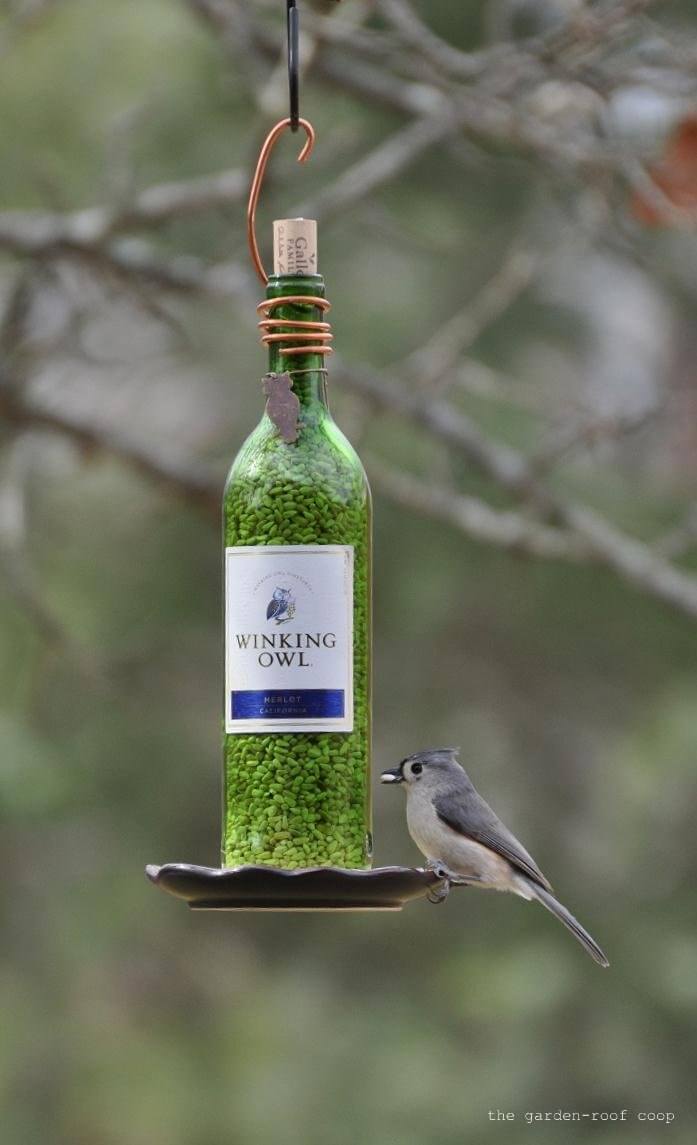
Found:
<box><xmin>527</xmin><ymin>881</ymin><xmax>609</xmax><ymax>968</ymax></box>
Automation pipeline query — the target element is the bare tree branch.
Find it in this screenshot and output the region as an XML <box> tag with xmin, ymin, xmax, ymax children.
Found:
<box><xmin>0</xmin><ymin>168</ymin><xmax>247</xmax><ymax>254</ymax></box>
<box><xmin>0</xmin><ymin>391</ymin><xmax>220</xmax><ymax>518</ymax></box>
<box><xmin>197</xmin><ymin>0</ymin><xmax>623</xmax><ymax>172</ymax></box>
<box><xmin>400</xmin><ymin>246</ymin><xmax>540</xmax><ymax>389</ymax></box>
<box><xmin>377</xmin><ymin>0</ymin><xmax>662</xmax><ymax>85</ymax></box>
<box><xmin>335</xmin><ymin>360</ymin><xmax>697</xmax><ymax>618</ymax></box>
<box><xmin>529</xmin><ymin>405</ymin><xmax>661</xmax><ymax>473</ymax></box>
<box><xmin>293</xmin><ymin>114</ymin><xmax>468</xmax><ymax>222</ymax></box>
<box><xmin>366</xmin><ymin>457</ymin><xmax>585</xmax><ymax>561</ymax></box>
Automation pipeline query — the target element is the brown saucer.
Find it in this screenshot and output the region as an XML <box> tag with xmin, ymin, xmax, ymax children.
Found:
<box><xmin>146</xmin><ymin>862</ymin><xmax>449</xmax><ymax>911</ymax></box>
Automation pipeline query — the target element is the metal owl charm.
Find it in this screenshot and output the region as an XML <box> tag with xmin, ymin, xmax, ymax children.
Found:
<box><xmin>262</xmin><ymin>371</ymin><xmax>300</xmax><ymax>444</ymax></box>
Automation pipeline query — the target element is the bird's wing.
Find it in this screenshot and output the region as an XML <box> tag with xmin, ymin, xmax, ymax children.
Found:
<box><xmin>267</xmin><ymin>600</ymin><xmax>282</xmax><ymax>619</ymax></box>
<box><xmin>433</xmin><ymin>792</ymin><xmax>553</xmax><ymax>892</ymax></box>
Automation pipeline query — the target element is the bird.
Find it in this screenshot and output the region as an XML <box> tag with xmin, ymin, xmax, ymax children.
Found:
<box><xmin>381</xmin><ymin>748</ymin><xmax>609</xmax><ymax>967</ymax></box>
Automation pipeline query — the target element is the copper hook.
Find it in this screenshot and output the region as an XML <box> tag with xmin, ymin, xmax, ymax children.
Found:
<box><xmin>246</xmin><ymin>117</ymin><xmax>316</xmax><ymax>285</ymax></box>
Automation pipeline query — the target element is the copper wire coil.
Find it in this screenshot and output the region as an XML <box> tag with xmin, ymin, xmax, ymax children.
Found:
<box><xmin>257</xmin><ymin>295</ymin><xmax>333</xmax><ymax>358</ymax></box>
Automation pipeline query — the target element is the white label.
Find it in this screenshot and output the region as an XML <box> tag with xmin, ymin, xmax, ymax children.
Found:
<box><xmin>225</xmin><ymin>545</ymin><xmax>354</xmax><ymax>733</ymax></box>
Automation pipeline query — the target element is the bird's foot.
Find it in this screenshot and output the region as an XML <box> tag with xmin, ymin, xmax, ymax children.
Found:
<box><xmin>425</xmin><ymin>859</ymin><xmax>451</xmax><ymax>903</ymax></box>
<box><xmin>425</xmin><ymin>860</ymin><xmax>482</xmax><ymax>903</ymax></box>
<box><xmin>426</xmin><ymin>882</ymin><xmax>450</xmax><ymax>904</ymax></box>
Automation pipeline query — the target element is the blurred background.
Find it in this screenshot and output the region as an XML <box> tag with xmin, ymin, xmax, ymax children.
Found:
<box><xmin>2</xmin><ymin>0</ymin><xmax>697</xmax><ymax>1142</ymax></box>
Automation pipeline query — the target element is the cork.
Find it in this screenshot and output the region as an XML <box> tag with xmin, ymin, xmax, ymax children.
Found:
<box><xmin>273</xmin><ymin>218</ymin><xmax>318</xmax><ymax>276</ymax></box>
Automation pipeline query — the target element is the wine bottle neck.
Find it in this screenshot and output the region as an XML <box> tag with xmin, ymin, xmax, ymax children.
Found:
<box><xmin>265</xmin><ymin>274</ymin><xmax>329</xmax><ymax>408</ymax></box>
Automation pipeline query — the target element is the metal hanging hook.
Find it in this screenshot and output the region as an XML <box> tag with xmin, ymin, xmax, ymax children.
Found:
<box><xmin>246</xmin><ymin>117</ymin><xmax>316</xmax><ymax>285</ymax></box>
<box><xmin>287</xmin><ymin>0</ymin><xmax>299</xmax><ymax>131</ymax></box>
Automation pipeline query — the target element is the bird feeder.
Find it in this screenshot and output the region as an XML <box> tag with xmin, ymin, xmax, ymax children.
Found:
<box><xmin>147</xmin><ymin>1</ymin><xmax>448</xmax><ymax>912</ymax></box>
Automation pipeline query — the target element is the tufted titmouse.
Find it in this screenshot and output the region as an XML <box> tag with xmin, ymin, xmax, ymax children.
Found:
<box><xmin>381</xmin><ymin>748</ymin><xmax>609</xmax><ymax>967</ymax></box>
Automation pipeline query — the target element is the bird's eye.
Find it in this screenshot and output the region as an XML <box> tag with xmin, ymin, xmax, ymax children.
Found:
<box><xmin>411</xmin><ymin>762</ymin><xmax>423</xmax><ymax>776</ymax></box>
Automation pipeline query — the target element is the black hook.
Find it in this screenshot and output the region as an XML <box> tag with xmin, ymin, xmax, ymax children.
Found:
<box><xmin>287</xmin><ymin>0</ymin><xmax>299</xmax><ymax>132</ymax></box>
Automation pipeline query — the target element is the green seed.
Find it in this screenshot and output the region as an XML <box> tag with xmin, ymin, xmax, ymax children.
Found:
<box><xmin>222</xmin><ymin>364</ymin><xmax>371</xmax><ymax>871</ymax></box>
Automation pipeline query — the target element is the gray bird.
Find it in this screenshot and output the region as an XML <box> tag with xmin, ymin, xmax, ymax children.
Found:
<box><xmin>381</xmin><ymin>748</ymin><xmax>609</xmax><ymax>968</ymax></box>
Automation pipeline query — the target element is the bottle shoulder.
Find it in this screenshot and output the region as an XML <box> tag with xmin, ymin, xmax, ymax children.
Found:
<box><xmin>224</xmin><ymin>412</ymin><xmax>370</xmax><ymax>502</ymax></box>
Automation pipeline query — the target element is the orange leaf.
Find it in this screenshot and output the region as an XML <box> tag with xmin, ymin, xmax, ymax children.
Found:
<box><xmin>631</xmin><ymin>115</ymin><xmax>697</xmax><ymax>226</ymax></box>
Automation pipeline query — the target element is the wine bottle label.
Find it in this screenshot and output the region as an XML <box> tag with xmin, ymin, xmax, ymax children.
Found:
<box><xmin>225</xmin><ymin>545</ymin><xmax>354</xmax><ymax>734</ymax></box>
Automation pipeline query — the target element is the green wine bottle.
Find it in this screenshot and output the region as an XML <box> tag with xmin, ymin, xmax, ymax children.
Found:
<box><xmin>222</xmin><ymin>218</ymin><xmax>372</xmax><ymax>870</ymax></box>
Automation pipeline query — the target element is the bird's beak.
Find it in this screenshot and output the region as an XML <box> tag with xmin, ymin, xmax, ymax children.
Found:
<box><xmin>380</xmin><ymin>767</ymin><xmax>404</xmax><ymax>784</ymax></box>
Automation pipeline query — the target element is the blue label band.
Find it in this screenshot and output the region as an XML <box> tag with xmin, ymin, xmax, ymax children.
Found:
<box><xmin>231</xmin><ymin>689</ymin><xmax>345</xmax><ymax>720</ymax></box>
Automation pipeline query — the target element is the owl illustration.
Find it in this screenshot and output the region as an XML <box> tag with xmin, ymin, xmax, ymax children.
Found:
<box><xmin>266</xmin><ymin>586</ymin><xmax>294</xmax><ymax>624</ymax></box>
